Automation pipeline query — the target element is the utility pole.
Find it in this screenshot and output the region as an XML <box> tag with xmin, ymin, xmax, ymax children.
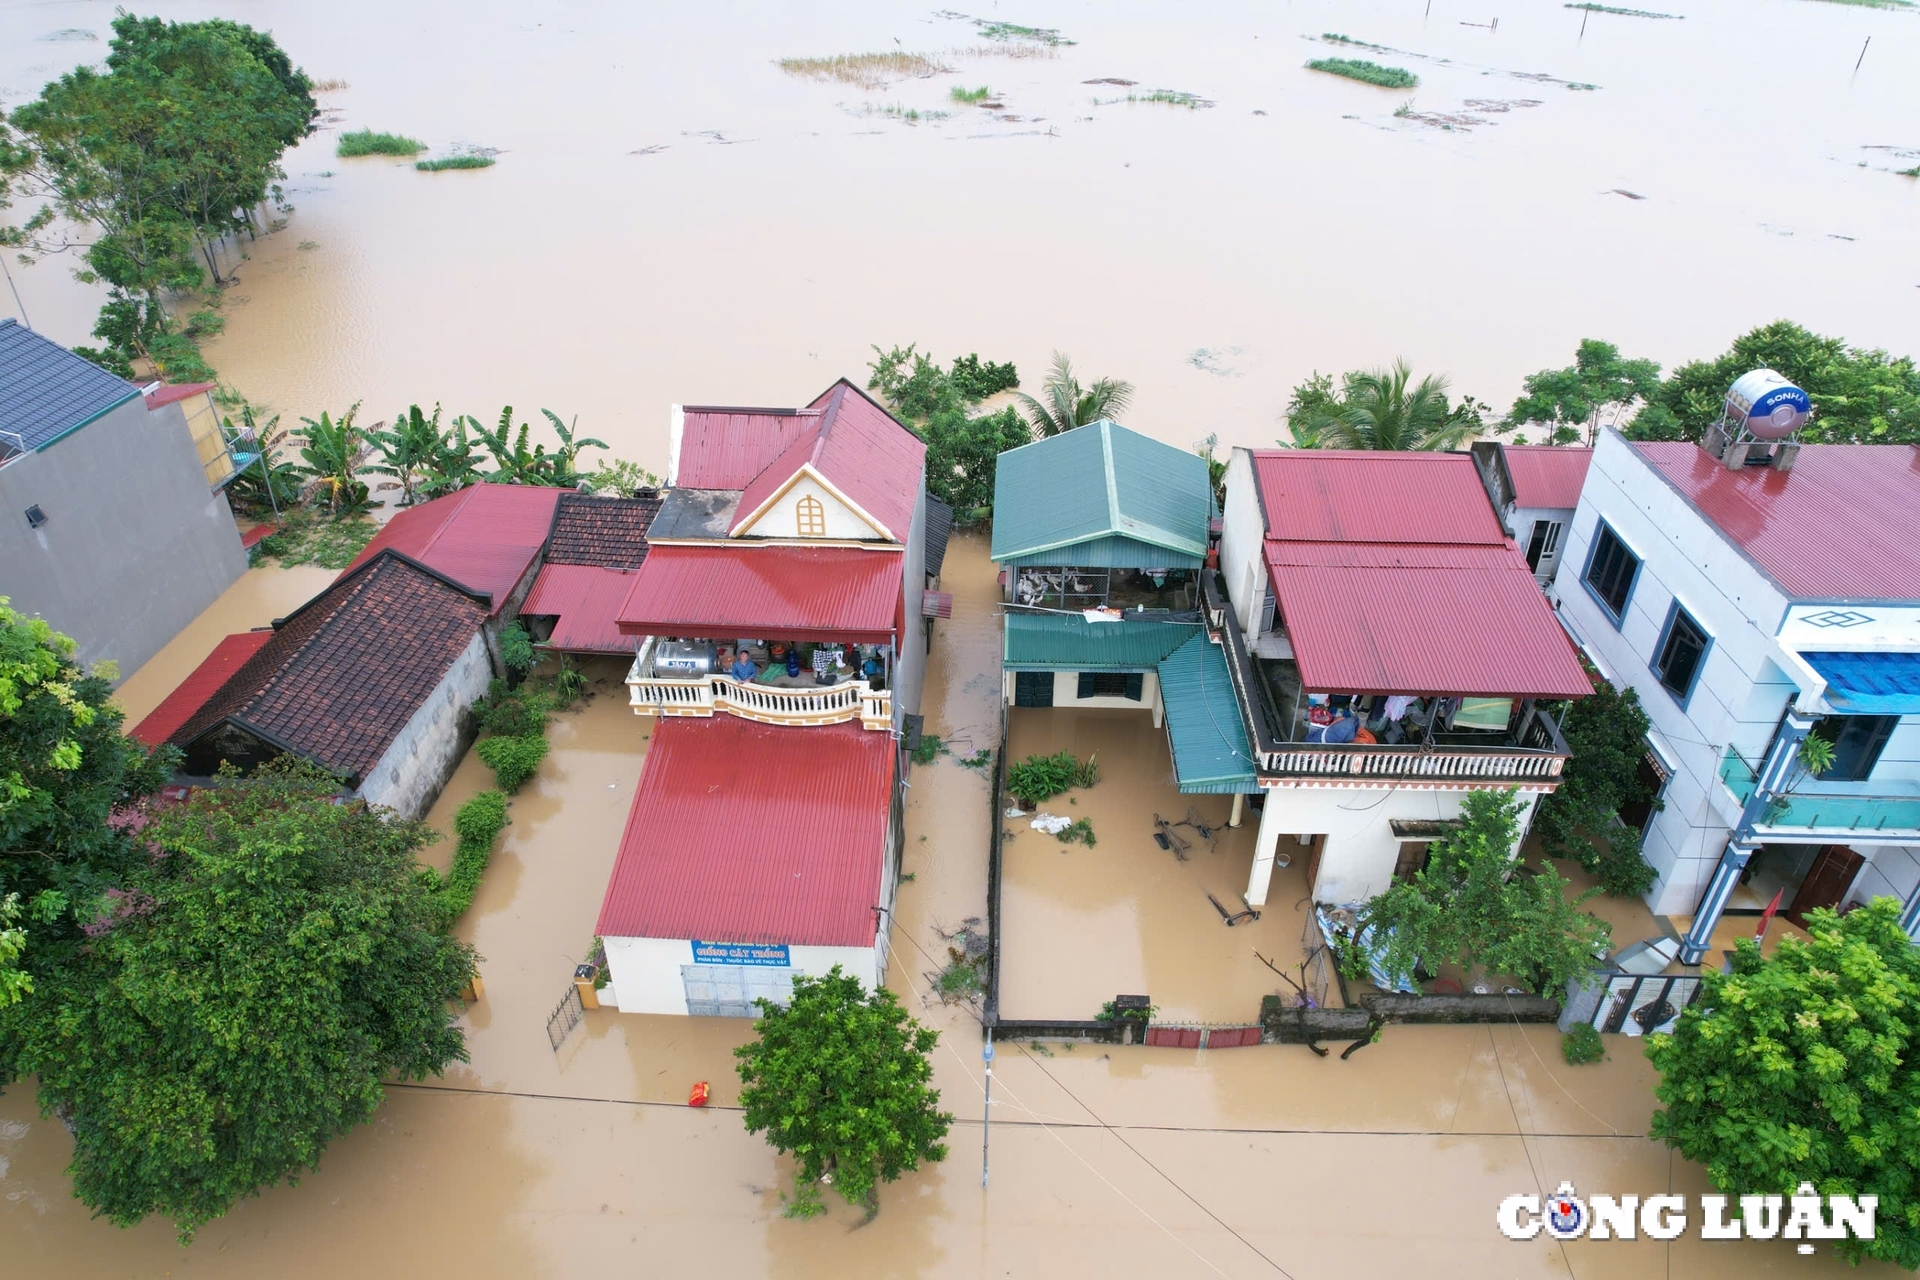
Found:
<box><xmin>981</xmin><ymin>1033</ymin><xmax>995</xmax><ymax>1189</ymax></box>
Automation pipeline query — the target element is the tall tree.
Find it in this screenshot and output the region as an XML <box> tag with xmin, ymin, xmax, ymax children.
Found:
<box><xmin>1648</xmin><ymin>898</ymin><xmax>1920</xmax><ymax>1268</ymax></box>
<box><xmin>1629</xmin><ymin>321</ymin><xmax>1920</xmax><ymax>445</ymax></box>
<box><xmin>1297</xmin><ymin>359</ymin><xmax>1479</xmax><ymax>451</ymax></box>
<box><xmin>1508</xmin><ymin>339</ymin><xmax>1662</xmax><ymax>446</ymax></box>
<box><xmin>1533</xmin><ymin>681</ymin><xmax>1660</xmax><ymax>897</ymax></box>
<box><xmin>1015</xmin><ymin>351</ymin><xmax>1133</xmax><ymax>437</ymax></box>
<box><xmin>735</xmin><ymin>966</ymin><xmax>952</xmax><ymax>1217</ymax></box>
<box><xmin>3</xmin><ymin>759</ymin><xmax>476</xmax><ymax>1242</ymax></box>
<box><xmin>868</xmin><ymin>343</ymin><xmax>1027</xmax><ymax>519</ymax></box>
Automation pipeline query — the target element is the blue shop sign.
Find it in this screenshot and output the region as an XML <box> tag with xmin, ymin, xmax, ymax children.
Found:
<box><xmin>691</xmin><ymin>940</ymin><xmax>792</xmax><ymax>967</ymax></box>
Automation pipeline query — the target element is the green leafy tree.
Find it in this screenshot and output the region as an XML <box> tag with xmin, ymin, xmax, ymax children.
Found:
<box><xmin>735</xmin><ymin>966</ymin><xmax>952</xmax><ymax>1215</ymax></box>
<box><xmin>1279</xmin><ymin>371</ymin><xmax>1338</xmax><ymax>447</ymax></box>
<box><xmin>1015</xmin><ymin>351</ymin><xmax>1132</xmax><ymax>437</ymax></box>
<box><xmin>578</xmin><ymin>457</ymin><xmax>663</xmax><ymax>496</ymax></box>
<box><xmin>1296</xmin><ymin>358</ymin><xmax>1478</xmax><ymax>452</ymax></box>
<box><xmin>539</xmin><ymin>409</ymin><xmax>608</xmax><ymax>483</ymax></box>
<box><xmin>1350</xmin><ymin>789</ymin><xmax>1611</xmax><ymax>995</ymax></box>
<box><xmin>1509</xmin><ymin>338</ymin><xmax>1662</xmax><ymax>446</ymax></box>
<box><xmin>0</xmin><ymin>893</ymin><xmax>29</xmax><ymax>1007</ymax></box>
<box><xmin>295</xmin><ymin>404</ymin><xmax>371</xmax><ymax>515</ymax></box>
<box><xmin>1647</xmin><ymin>898</ymin><xmax>1920</xmax><ymax>1268</ymax></box>
<box><xmin>366</xmin><ymin>403</ymin><xmax>445</xmax><ymax>506</ymax></box>
<box><xmin>867</xmin><ymin>344</ymin><xmax>1028</xmax><ymax>519</ymax></box>
<box><xmin>2</xmin><ymin>759</ymin><xmax>475</xmax><ymax>1242</ymax></box>
<box><xmin>1629</xmin><ymin>320</ymin><xmax>1920</xmax><ymax>445</ymax></box>
<box><xmin>1534</xmin><ymin>681</ymin><xmax>1660</xmax><ymax>897</ymax></box>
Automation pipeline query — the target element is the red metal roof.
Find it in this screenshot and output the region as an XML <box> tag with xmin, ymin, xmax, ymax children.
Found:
<box><xmin>675</xmin><ymin>407</ymin><xmax>822</xmax><ymax>488</ymax></box>
<box><xmin>1635</xmin><ymin>442</ymin><xmax>1920</xmax><ymax>602</ymax></box>
<box><xmin>523</xmin><ymin>564</ymin><xmax>639</xmax><ymax>654</ymax></box>
<box><xmin>1502</xmin><ymin>445</ymin><xmax>1592</xmax><ymax>511</ymax></box>
<box><xmin>343</xmin><ymin>484</ymin><xmax>563</xmax><ymax>614</ymax></box>
<box><xmin>1264</xmin><ymin>541</ymin><xmax>1592</xmax><ymax>697</ymax></box>
<box><xmin>1252</xmin><ymin>451</ymin><xmax>1508</xmax><ymax>546</ymax></box>
<box><xmin>616</xmin><ymin>543</ymin><xmax>904</xmax><ymax>643</ymax></box>
<box><xmin>142</xmin><ymin>382</ymin><xmax>216</xmax><ymax>411</ymax></box>
<box><xmin>128</xmin><ymin>630</ymin><xmax>274</xmax><ymax>746</ymax></box>
<box><xmin>731</xmin><ymin>381</ymin><xmax>925</xmax><ymax>543</ymax></box>
<box><xmin>596</xmin><ymin>716</ymin><xmax>894</xmax><ymax>947</ymax></box>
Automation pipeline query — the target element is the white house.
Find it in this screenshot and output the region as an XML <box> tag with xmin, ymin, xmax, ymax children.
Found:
<box><xmin>1554</xmin><ymin>429</ymin><xmax>1920</xmax><ymax>960</ymax></box>
<box><xmin>1471</xmin><ymin>443</ymin><xmax>1593</xmax><ymax>584</ymax></box>
<box><xmin>1214</xmin><ymin>448</ymin><xmax>1592</xmax><ymax>908</ymax></box>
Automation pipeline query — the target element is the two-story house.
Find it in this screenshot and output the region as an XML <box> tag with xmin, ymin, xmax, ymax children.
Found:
<box><xmin>1555</xmin><ymin>429</ymin><xmax>1920</xmax><ymax>962</ymax></box>
<box><xmin>1215</xmin><ymin>448</ymin><xmax>1592</xmax><ymax>909</ymax></box>
<box><xmin>594</xmin><ymin>379</ymin><xmax>930</xmax><ymax>1016</ymax></box>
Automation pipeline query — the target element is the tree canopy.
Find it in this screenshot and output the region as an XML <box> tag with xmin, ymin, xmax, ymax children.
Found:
<box><xmin>1648</xmin><ymin>898</ymin><xmax>1920</xmax><ymax>1268</ymax></box>
<box><xmin>1533</xmin><ymin>681</ymin><xmax>1660</xmax><ymax>898</ymax></box>
<box><xmin>1508</xmin><ymin>339</ymin><xmax>1661</xmax><ymax>446</ymax></box>
<box><xmin>1627</xmin><ymin>320</ymin><xmax>1920</xmax><ymax>445</ymax></box>
<box><xmin>868</xmin><ymin>343</ymin><xmax>1027</xmax><ymax>520</ymax></box>
<box><xmin>734</xmin><ymin>965</ymin><xmax>952</xmax><ymax>1215</ymax></box>
<box><xmin>1281</xmin><ymin>359</ymin><xmax>1487</xmax><ymax>451</ymax></box>
<box><xmin>1349</xmin><ymin>789</ymin><xmax>1611</xmax><ymax>996</ymax></box>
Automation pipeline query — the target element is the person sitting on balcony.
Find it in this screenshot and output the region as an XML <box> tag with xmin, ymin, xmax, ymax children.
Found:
<box><xmin>730</xmin><ymin>652</ymin><xmax>758</xmax><ymax>682</ymax></box>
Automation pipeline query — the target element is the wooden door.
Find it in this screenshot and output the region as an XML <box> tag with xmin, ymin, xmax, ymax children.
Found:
<box><xmin>1304</xmin><ymin>835</ymin><xmax>1327</xmax><ymax>901</ymax></box>
<box><xmin>1393</xmin><ymin>841</ymin><xmax>1430</xmax><ymax>882</ymax></box>
<box><xmin>1786</xmin><ymin>845</ymin><xmax>1864</xmax><ymax>928</ymax></box>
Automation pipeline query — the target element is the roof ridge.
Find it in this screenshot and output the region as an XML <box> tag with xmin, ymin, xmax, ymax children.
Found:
<box><xmin>1100</xmin><ymin>419</ymin><xmax>1122</xmax><ymax>538</ymax></box>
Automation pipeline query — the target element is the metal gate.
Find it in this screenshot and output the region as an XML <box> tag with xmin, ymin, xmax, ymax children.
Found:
<box><xmin>1592</xmin><ymin>972</ymin><xmax>1702</xmax><ymax>1036</ymax></box>
<box><xmin>681</xmin><ymin>964</ymin><xmax>794</xmax><ymax>1018</ymax></box>
<box><xmin>1144</xmin><ymin>1024</ymin><xmax>1262</xmax><ymax>1048</ymax></box>
<box><xmin>547</xmin><ymin>982</ymin><xmax>584</xmax><ymax>1051</ymax></box>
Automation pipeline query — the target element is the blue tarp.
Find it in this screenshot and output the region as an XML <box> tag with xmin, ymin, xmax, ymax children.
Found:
<box><xmin>1802</xmin><ymin>651</ymin><xmax>1920</xmax><ymax>715</ymax></box>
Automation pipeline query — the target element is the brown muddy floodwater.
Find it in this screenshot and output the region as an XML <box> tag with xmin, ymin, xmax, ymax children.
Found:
<box><xmin>5</xmin><ymin>1</ymin><xmax>1919</xmax><ymax>1274</ymax></box>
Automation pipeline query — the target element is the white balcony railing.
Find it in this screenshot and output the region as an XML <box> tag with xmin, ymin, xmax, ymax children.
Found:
<box><xmin>628</xmin><ymin>650</ymin><xmax>892</xmax><ymax>732</ymax></box>
<box><xmin>1259</xmin><ymin>745</ymin><xmax>1566</xmax><ymax>784</ymax></box>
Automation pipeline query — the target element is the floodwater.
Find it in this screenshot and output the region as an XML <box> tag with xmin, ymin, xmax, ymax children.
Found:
<box><xmin>7</xmin><ymin>0</ymin><xmax>1919</xmax><ymax>1273</ymax></box>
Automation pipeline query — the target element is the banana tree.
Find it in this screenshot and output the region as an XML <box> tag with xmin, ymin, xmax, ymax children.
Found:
<box><xmin>465</xmin><ymin>406</ymin><xmax>555</xmax><ymax>485</ymax></box>
<box><xmin>422</xmin><ymin>413</ymin><xmax>486</xmax><ymax>497</ymax></box>
<box><xmin>366</xmin><ymin>404</ymin><xmax>445</xmax><ymax>506</ymax></box>
<box><xmin>541</xmin><ymin>409</ymin><xmax>608</xmax><ymax>484</ymax></box>
<box><xmin>296</xmin><ymin>404</ymin><xmax>371</xmax><ymax>515</ymax></box>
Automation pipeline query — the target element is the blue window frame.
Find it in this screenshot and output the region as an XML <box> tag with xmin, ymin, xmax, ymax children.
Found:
<box><xmin>1581</xmin><ymin>519</ymin><xmax>1640</xmax><ymax>628</ymax></box>
<box><xmin>1651</xmin><ymin>601</ymin><xmax>1711</xmax><ymax>706</ymax></box>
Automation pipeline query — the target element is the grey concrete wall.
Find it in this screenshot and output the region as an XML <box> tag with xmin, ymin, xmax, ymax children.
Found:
<box><xmin>0</xmin><ymin>395</ymin><xmax>245</xmax><ymax>680</ymax></box>
<box><xmin>895</xmin><ymin>483</ymin><xmax>929</xmax><ymax>721</ymax></box>
<box><xmin>358</xmin><ymin>630</ymin><xmax>493</xmax><ymax>820</ymax></box>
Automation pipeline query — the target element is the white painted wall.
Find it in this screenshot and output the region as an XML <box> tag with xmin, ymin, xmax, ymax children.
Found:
<box><xmin>358</xmin><ymin>629</ymin><xmax>492</xmax><ymax>821</ymax></box>
<box><xmin>1851</xmin><ymin>845</ymin><xmax>1920</xmax><ymax>911</ymax></box>
<box><xmin>1507</xmin><ymin>504</ymin><xmax>1575</xmax><ymax>580</ymax></box>
<box><xmin>603</xmin><ymin>936</ymin><xmax>880</xmax><ymax>1016</ymax></box>
<box><xmin>1001</xmin><ymin>669</ymin><xmax>1163</xmax><ymax>720</ymax></box>
<box><xmin>1220</xmin><ymin>448</ymin><xmax>1268</xmax><ymax>636</ymax></box>
<box><xmin>735</xmin><ymin>471</ymin><xmax>883</xmax><ymax>541</ymax></box>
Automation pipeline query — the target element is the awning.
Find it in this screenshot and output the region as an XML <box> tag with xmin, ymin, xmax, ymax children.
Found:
<box><xmin>1003</xmin><ymin>611</ymin><xmax>1199</xmax><ymax>671</ymax></box>
<box><xmin>1156</xmin><ymin>633</ymin><xmax>1258</xmax><ymax>794</ymax></box>
<box><xmin>1802</xmin><ymin>651</ymin><xmax>1920</xmax><ymax>715</ymax></box>
<box><xmin>615</xmin><ymin>543</ymin><xmax>904</xmax><ymax>644</ymax></box>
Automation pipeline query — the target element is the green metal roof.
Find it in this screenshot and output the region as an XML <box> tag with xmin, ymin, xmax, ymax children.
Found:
<box><xmin>1003</xmin><ymin>612</ymin><xmax>1199</xmax><ymax>671</ymax></box>
<box><xmin>1157</xmin><ymin>633</ymin><xmax>1258</xmax><ymax>794</ymax></box>
<box><xmin>990</xmin><ymin>420</ymin><xmax>1211</xmax><ymax>567</ymax></box>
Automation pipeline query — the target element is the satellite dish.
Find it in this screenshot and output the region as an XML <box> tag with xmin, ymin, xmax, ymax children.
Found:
<box><xmin>1724</xmin><ymin>369</ymin><xmax>1810</xmax><ymax>441</ymax></box>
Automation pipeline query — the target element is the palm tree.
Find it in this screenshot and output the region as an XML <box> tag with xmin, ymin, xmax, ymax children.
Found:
<box><xmin>1303</xmin><ymin>359</ymin><xmax>1476</xmax><ymax>451</ymax></box>
<box><xmin>1015</xmin><ymin>352</ymin><xmax>1134</xmax><ymax>438</ymax></box>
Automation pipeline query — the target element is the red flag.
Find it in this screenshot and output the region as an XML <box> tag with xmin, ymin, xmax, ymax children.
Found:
<box><xmin>1755</xmin><ymin>888</ymin><xmax>1785</xmax><ymax>942</ymax></box>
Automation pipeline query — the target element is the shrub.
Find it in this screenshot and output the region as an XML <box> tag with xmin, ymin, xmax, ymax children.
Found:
<box><xmin>1306</xmin><ymin>57</ymin><xmax>1418</xmax><ymax>89</ymax></box>
<box><xmin>476</xmin><ymin>734</ymin><xmax>548</xmax><ymax>793</ymax></box>
<box><xmin>437</xmin><ymin>790</ymin><xmax>509</xmax><ymax>922</ymax></box>
<box><xmin>476</xmin><ymin>689</ymin><xmax>544</xmax><ymax>738</ymax></box>
<box><xmin>1561</xmin><ymin>1023</ymin><xmax>1605</xmax><ymax>1065</ymax></box>
<box><xmin>415</xmin><ymin>154</ymin><xmax>495</xmax><ymax>171</ymax></box>
<box><xmin>1055</xmin><ymin>817</ymin><xmax>1096</xmax><ymax>847</ymax></box>
<box><xmin>910</xmin><ymin>734</ymin><xmax>946</xmax><ymax>766</ymax></box>
<box><xmin>498</xmin><ymin>621</ymin><xmax>536</xmax><ymax>674</ymax></box>
<box><xmin>1006</xmin><ymin>750</ymin><xmax>1098</xmax><ymax>808</ymax></box>
<box><xmin>338</xmin><ymin>129</ymin><xmax>426</xmax><ymax>157</ymax></box>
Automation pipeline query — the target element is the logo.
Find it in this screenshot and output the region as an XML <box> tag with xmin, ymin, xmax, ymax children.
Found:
<box><xmin>1801</xmin><ymin>609</ymin><xmax>1873</xmax><ymax>629</ymax></box>
<box><xmin>1498</xmin><ymin>1182</ymin><xmax>1877</xmax><ymax>1256</ymax></box>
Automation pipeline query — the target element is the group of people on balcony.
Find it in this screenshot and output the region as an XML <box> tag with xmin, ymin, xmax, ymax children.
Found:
<box><xmin>1300</xmin><ymin>693</ymin><xmax>1515</xmax><ymax>745</ymax></box>
<box><xmin>716</xmin><ymin>640</ymin><xmax>889</xmax><ymax>690</ymax></box>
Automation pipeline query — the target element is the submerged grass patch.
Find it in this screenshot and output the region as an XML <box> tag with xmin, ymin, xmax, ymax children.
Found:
<box><xmin>416</xmin><ymin>154</ymin><xmax>496</xmax><ymax>171</ymax></box>
<box><xmin>1564</xmin><ymin>2</ymin><xmax>1685</xmax><ymax>15</ymax></box>
<box><xmin>951</xmin><ymin>84</ymin><xmax>993</xmax><ymax>103</ymax></box>
<box><xmin>1307</xmin><ymin>58</ymin><xmax>1419</xmax><ymax>89</ymax></box>
<box><xmin>250</xmin><ymin>510</ymin><xmax>378</xmax><ymax>570</ymax></box>
<box><xmin>1798</xmin><ymin>0</ymin><xmax>1914</xmax><ymax>8</ymax></box>
<box><xmin>975</xmin><ymin>20</ymin><xmax>1074</xmax><ymax>46</ymax></box>
<box><xmin>1124</xmin><ymin>88</ymin><xmax>1213</xmax><ymax>108</ymax></box>
<box><xmin>778</xmin><ymin>51</ymin><xmax>951</xmax><ymax>90</ymax></box>
<box><xmin>1322</xmin><ymin>32</ymin><xmax>1391</xmax><ymax>50</ymax></box>
<box><xmin>337</xmin><ymin>129</ymin><xmax>425</xmax><ymax>157</ymax></box>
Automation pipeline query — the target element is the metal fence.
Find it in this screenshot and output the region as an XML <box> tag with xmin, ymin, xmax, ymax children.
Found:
<box><xmin>547</xmin><ymin>982</ymin><xmax>584</xmax><ymax>1051</ymax></box>
<box><xmin>1591</xmin><ymin>972</ymin><xmax>1702</xmax><ymax>1036</ymax></box>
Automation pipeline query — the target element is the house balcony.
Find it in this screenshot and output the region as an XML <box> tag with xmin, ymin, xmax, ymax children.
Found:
<box><xmin>1719</xmin><ymin>747</ymin><xmax>1920</xmax><ymax>843</ymax></box>
<box><xmin>1201</xmin><ymin>571</ymin><xmax>1571</xmax><ymax>790</ymax></box>
<box><xmin>626</xmin><ymin>636</ymin><xmax>892</xmax><ymax>731</ymax></box>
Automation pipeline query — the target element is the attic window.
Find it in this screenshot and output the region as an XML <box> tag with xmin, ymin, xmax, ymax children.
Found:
<box><xmin>796</xmin><ymin>494</ymin><xmax>825</xmax><ymax>537</ymax></box>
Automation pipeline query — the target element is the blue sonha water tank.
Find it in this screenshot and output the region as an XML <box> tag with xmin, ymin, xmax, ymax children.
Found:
<box><xmin>1724</xmin><ymin>369</ymin><xmax>1811</xmax><ymax>440</ymax></box>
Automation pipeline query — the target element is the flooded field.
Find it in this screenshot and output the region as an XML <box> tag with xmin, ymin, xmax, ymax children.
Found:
<box><xmin>6</xmin><ymin>0</ymin><xmax>1918</xmax><ymax>1274</ymax></box>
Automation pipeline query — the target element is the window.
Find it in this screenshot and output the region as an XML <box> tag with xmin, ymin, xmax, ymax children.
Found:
<box><xmin>1816</xmin><ymin>714</ymin><xmax>1897</xmax><ymax>782</ymax></box>
<box><xmin>1077</xmin><ymin>671</ymin><xmax>1144</xmax><ymax>701</ymax></box>
<box><xmin>1652</xmin><ymin>603</ymin><xmax>1711</xmax><ymax>702</ymax></box>
<box><xmin>1525</xmin><ymin>520</ymin><xmax>1563</xmax><ymax>573</ymax></box>
<box><xmin>795</xmin><ymin>494</ymin><xmax>825</xmax><ymax>537</ymax></box>
<box><xmin>1582</xmin><ymin>521</ymin><xmax>1640</xmax><ymax>623</ymax></box>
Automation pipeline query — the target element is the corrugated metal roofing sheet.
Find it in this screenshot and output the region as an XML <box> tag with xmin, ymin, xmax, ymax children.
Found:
<box><xmin>616</xmin><ymin>543</ymin><xmax>904</xmax><ymax>642</ymax></box>
<box><xmin>142</xmin><ymin>382</ymin><xmax>216</xmax><ymax>411</ymax></box>
<box><xmin>524</xmin><ymin>564</ymin><xmax>640</xmax><ymax>654</ymax></box>
<box><xmin>595</xmin><ymin>716</ymin><xmax>894</xmax><ymax>946</ymax></box>
<box><xmin>1636</xmin><ymin>442</ymin><xmax>1920</xmax><ymax>601</ymax></box>
<box><xmin>924</xmin><ymin>497</ymin><xmax>954</xmax><ymax>577</ymax></box>
<box><xmin>1800</xmin><ymin>651</ymin><xmax>1920</xmax><ymax>715</ymax></box>
<box><xmin>1264</xmin><ymin>541</ymin><xmax>1591</xmax><ymax>697</ymax></box>
<box><xmin>731</xmin><ymin>381</ymin><xmax>925</xmax><ymax>543</ymax></box>
<box><xmin>129</xmin><ymin>630</ymin><xmax>274</xmax><ymax>747</ymax></box>
<box><xmin>0</xmin><ymin>318</ymin><xmax>141</xmax><ymax>452</ymax></box>
<box><xmin>991</xmin><ymin>420</ymin><xmax>1211</xmax><ymax>564</ymax></box>
<box><xmin>1156</xmin><ymin>633</ymin><xmax>1258</xmax><ymax>793</ymax></box>
<box><xmin>999</xmin><ymin>534</ymin><xmax>1204</xmax><ymax>570</ymax></box>
<box><xmin>1003</xmin><ymin>612</ymin><xmax>1200</xmax><ymax>670</ymax></box>
<box><xmin>675</xmin><ymin>407</ymin><xmax>821</xmax><ymax>488</ymax></box>
<box><xmin>1502</xmin><ymin>445</ymin><xmax>1592</xmax><ymax>511</ymax></box>
<box><xmin>1253</xmin><ymin>450</ymin><xmax>1508</xmax><ymax>546</ymax></box>
<box><xmin>343</xmin><ymin>484</ymin><xmax>563</xmax><ymax>614</ymax></box>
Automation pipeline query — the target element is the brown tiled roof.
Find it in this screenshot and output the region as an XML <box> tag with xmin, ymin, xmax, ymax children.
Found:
<box><xmin>171</xmin><ymin>551</ymin><xmax>491</xmax><ymax>782</ymax></box>
<box><xmin>544</xmin><ymin>490</ymin><xmax>660</xmax><ymax>569</ymax></box>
